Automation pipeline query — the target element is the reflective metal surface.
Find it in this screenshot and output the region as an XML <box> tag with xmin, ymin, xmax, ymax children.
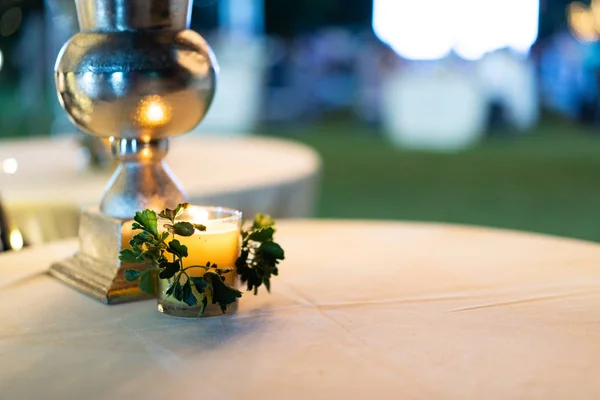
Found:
<box><xmin>51</xmin><ymin>0</ymin><xmax>218</xmax><ymax>303</ymax></box>
<box><xmin>50</xmin><ymin>207</ymin><xmax>154</xmax><ymax>304</ymax></box>
<box><xmin>76</xmin><ymin>0</ymin><xmax>192</xmax><ymax>31</ymax></box>
<box><xmin>55</xmin><ymin>29</ymin><xmax>217</xmax><ymax>140</ymax></box>
<box><xmin>101</xmin><ymin>138</ymin><xmax>187</xmax><ymax>219</ymax></box>
<box><xmin>54</xmin><ymin>0</ymin><xmax>217</xmax><ymax>218</ymax></box>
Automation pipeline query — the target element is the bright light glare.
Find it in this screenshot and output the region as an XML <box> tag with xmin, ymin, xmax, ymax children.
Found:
<box><xmin>9</xmin><ymin>229</ymin><xmax>23</xmax><ymax>251</ymax></box>
<box><xmin>136</xmin><ymin>96</ymin><xmax>172</xmax><ymax>128</ymax></box>
<box><xmin>188</xmin><ymin>207</ymin><xmax>210</xmax><ymax>223</ymax></box>
<box><xmin>373</xmin><ymin>0</ymin><xmax>540</xmax><ymax>60</ymax></box>
<box><xmin>2</xmin><ymin>158</ymin><xmax>18</xmax><ymax>174</ymax></box>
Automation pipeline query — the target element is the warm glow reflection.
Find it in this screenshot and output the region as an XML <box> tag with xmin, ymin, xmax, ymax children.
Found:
<box><xmin>188</xmin><ymin>207</ymin><xmax>210</xmax><ymax>223</ymax></box>
<box><xmin>568</xmin><ymin>1</ymin><xmax>600</xmax><ymax>42</ymax></box>
<box><xmin>2</xmin><ymin>158</ymin><xmax>17</xmax><ymax>174</ymax></box>
<box><xmin>10</xmin><ymin>229</ymin><xmax>23</xmax><ymax>251</ymax></box>
<box><xmin>135</xmin><ymin>96</ymin><xmax>172</xmax><ymax>128</ymax></box>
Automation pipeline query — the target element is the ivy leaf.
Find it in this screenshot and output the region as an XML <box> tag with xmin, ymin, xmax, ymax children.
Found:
<box><xmin>182</xmin><ymin>280</ymin><xmax>198</xmax><ymax>307</ymax></box>
<box><xmin>216</xmin><ymin>268</ymin><xmax>233</xmax><ymax>275</ymax></box>
<box><xmin>165</xmin><ymin>222</ymin><xmax>195</xmax><ymax>237</ymax></box>
<box><xmin>135</xmin><ymin>242</ymin><xmax>163</xmax><ymax>265</ymax></box>
<box><xmin>190</xmin><ymin>277</ymin><xmax>207</xmax><ymax>293</ymax></box>
<box><xmin>133</xmin><ymin>210</ymin><xmax>159</xmax><ymax>238</ymax></box>
<box><xmin>166</xmin><ymin>281</ymin><xmax>176</xmax><ymax>296</ymax></box>
<box><xmin>139</xmin><ymin>270</ymin><xmax>156</xmax><ymax>295</ymax></box>
<box><xmin>199</xmin><ymin>295</ymin><xmax>208</xmax><ymax>315</ymax></box>
<box><xmin>129</xmin><ymin>231</ymin><xmax>155</xmax><ymax>247</ymax></box>
<box><xmin>167</xmin><ymin>240</ymin><xmax>188</xmax><ymax>258</ymax></box>
<box><xmin>205</xmin><ymin>272</ymin><xmax>242</xmax><ymax>313</ymax></box>
<box><xmin>158</xmin><ymin>260</ymin><xmax>180</xmax><ymax>279</ymax></box>
<box><xmin>120</xmin><ymin>249</ymin><xmax>141</xmax><ymax>264</ymax></box>
<box><xmin>124</xmin><ymin>269</ymin><xmax>144</xmax><ymax>282</ymax></box>
<box><xmin>235</xmin><ymin>249</ymin><xmax>249</xmax><ymax>270</ymax></box>
<box><xmin>194</xmin><ymin>224</ymin><xmax>207</xmax><ymax>232</ymax></box>
<box><xmin>174</xmin><ymin>203</ymin><xmax>190</xmax><ymax>217</ymax></box>
<box><xmin>248</xmin><ymin>227</ymin><xmax>275</xmax><ymax>242</ymax></box>
<box><xmin>172</xmin><ymin>281</ymin><xmax>184</xmax><ymax>302</ymax></box>
<box><xmin>252</xmin><ymin>214</ymin><xmax>275</xmax><ymax>230</ymax></box>
<box><xmin>158</xmin><ymin>203</ymin><xmax>189</xmax><ymax>222</ymax></box>
<box><xmin>259</xmin><ymin>241</ymin><xmax>285</xmax><ymax>260</ymax></box>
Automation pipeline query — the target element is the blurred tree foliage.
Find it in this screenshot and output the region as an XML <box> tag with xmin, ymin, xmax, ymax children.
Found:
<box><xmin>264</xmin><ymin>0</ymin><xmax>372</xmax><ymax>37</ymax></box>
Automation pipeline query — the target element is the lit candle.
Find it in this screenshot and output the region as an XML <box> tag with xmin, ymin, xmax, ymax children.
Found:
<box><xmin>173</xmin><ymin>206</ymin><xmax>242</xmax><ymax>286</ymax></box>
<box><xmin>121</xmin><ymin>206</ymin><xmax>242</xmax><ymax>290</ymax></box>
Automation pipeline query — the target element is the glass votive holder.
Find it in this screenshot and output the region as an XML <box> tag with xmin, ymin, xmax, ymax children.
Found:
<box><xmin>157</xmin><ymin>206</ymin><xmax>242</xmax><ymax>317</ymax></box>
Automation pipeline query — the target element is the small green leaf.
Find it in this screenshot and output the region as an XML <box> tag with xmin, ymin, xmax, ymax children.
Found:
<box><xmin>165</xmin><ymin>222</ymin><xmax>195</xmax><ymax>237</ymax></box>
<box><xmin>120</xmin><ymin>249</ymin><xmax>141</xmax><ymax>263</ymax></box>
<box><xmin>133</xmin><ymin>210</ymin><xmax>159</xmax><ymax>238</ymax></box>
<box><xmin>175</xmin><ymin>203</ymin><xmax>190</xmax><ymax>217</ymax></box>
<box><xmin>236</xmin><ymin>249</ymin><xmax>249</xmax><ymax>269</ymax></box>
<box><xmin>199</xmin><ymin>295</ymin><xmax>208</xmax><ymax>315</ymax></box>
<box><xmin>248</xmin><ymin>227</ymin><xmax>275</xmax><ymax>242</ymax></box>
<box><xmin>124</xmin><ymin>269</ymin><xmax>143</xmax><ymax>281</ymax></box>
<box><xmin>165</xmin><ymin>281</ymin><xmax>175</xmax><ymax>296</ymax></box>
<box><xmin>167</xmin><ymin>240</ymin><xmax>188</xmax><ymax>258</ymax></box>
<box><xmin>172</xmin><ymin>281</ymin><xmax>184</xmax><ymax>302</ymax></box>
<box><xmin>130</xmin><ymin>231</ymin><xmax>155</xmax><ymax>247</ymax></box>
<box><xmin>216</xmin><ymin>268</ymin><xmax>233</xmax><ymax>275</ymax></box>
<box><xmin>158</xmin><ymin>211</ymin><xmax>173</xmax><ymax>222</ymax></box>
<box><xmin>191</xmin><ymin>277</ymin><xmax>207</xmax><ymax>293</ymax></box>
<box><xmin>182</xmin><ymin>280</ymin><xmax>197</xmax><ymax>307</ymax></box>
<box><xmin>205</xmin><ymin>272</ymin><xmax>242</xmax><ymax>313</ymax></box>
<box><xmin>259</xmin><ymin>241</ymin><xmax>285</xmax><ymax>260</ymax></box>
<box><xmin>264</xmin><ymin>277</ymin><xmax>271</xmax><ymax>293</ymax></box>
<box><xmin>139</xmin><ymin>270</ymin><xmax>156</xmax><ymax>295</ymax></box>
<box><xmin>158</xmin><ymin>203</ymin><xmax>189</xmax><ymax>222</ymax></box>
<box><xmin>194</xmin><ymin>224</ymin><xmax>207</xmax><ymax>232</ymax></box>
<box><xmin>158</xmin><ymin>260</ymin><xmax>180</xmax><ymax>279</ymax></box>
<box><xmin>252</xmin><ymin>214</ymin><xmax>275</xmax><ymax>230</ymax></box>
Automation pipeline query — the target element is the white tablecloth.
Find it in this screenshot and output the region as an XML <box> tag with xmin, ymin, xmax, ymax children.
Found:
<box><xmin>0</xmin><ymin>135</ymin><xmax>320</xmax><ymax>244</ymax></box>
<box><xmin>1</xmin><ymin>220</ymin><xmax>600</xmax><ymax>399</ymax></box>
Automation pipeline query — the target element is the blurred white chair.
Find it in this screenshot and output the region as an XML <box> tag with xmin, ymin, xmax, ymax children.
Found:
<box><xmin>476</xmin><ymin>50</ymin><xmax>539</xmax><ymax>131</ymax></box>
<box><xmin>192</xmin><ymin>35</ymin><xmax>266</xmax><ymax>135</ymax></box>
<box><xmin>381</xmin><ymin>61</ymin><xmax>487</xmax><ymax>151</ymax></box>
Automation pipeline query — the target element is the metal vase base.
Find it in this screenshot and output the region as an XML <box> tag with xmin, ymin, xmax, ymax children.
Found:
<box><xmin>49</xmin><ymin>207</ymin><xmax>153</xmax><ymax>304</ymax></box>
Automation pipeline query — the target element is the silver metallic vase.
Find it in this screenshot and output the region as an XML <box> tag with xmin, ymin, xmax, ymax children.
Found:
<box><xmin>50</xmin><ymin>0</ymin><xmax>219</xmax><ymax>303</ymax></box>
<box><xmin>55</xmin><ymin>0</ymin><xmax>218</xmax><ymax>218</ymax></box>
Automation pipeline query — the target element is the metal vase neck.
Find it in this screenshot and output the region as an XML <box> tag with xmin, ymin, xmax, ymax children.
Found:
<box><xmin>100</xmin><ymin>139</ymin><xmax>188</xmax><ymax>219</ymax></box>
<box><xmin>76</xmin><ymin>0</ymin><xmax>193</xmax><ymax>32</ymax></box>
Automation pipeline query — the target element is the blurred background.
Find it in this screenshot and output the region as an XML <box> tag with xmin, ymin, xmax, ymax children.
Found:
<box><xmin>2</xmin><ymin>0</ymin><xmax>600</xmax><ymax>242</ymax></box>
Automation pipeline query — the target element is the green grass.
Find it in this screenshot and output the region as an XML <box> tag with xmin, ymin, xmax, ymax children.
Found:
<box><xmin>264</xmin><ymin>115</ymin><xmax>600</xmax><ymax>242</ymax></box>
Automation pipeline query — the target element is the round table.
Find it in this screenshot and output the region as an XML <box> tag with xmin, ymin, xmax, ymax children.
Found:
<box><xmin>1</xmin><ymin>220</ymin><xmax>599</xmax><ymax>399</ymax></box>
<box><xmin>0</xmin><ymin>135</ymin><xmax>320</xmax><ymax>244</ymax></box>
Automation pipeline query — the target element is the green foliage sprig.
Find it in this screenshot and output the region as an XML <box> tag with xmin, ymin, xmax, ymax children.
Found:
<box><xmin>119</xmin><ymin>203</ymin><xmax>285</xmax><ymax>316</ymax></box>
